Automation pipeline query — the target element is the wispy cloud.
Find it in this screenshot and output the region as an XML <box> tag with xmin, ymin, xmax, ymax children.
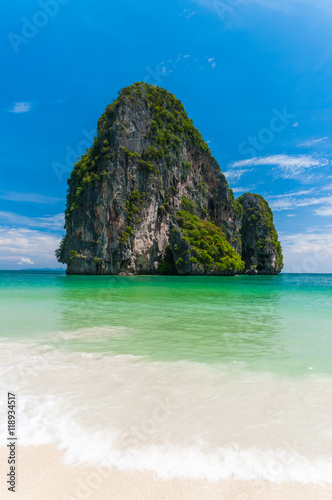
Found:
<box><xmin>232</xmin><ymin>186</ymin><xmax>252</xmax><ymax>193</ymax></box>
<box><xmin>183</xmin><ymin>8</ymin><xmax>198</xmax><ymax>19</ymax></box>
<box><xmin>0</xmin><ymin>212</ymin><xmax>64</xmax><ymax>230</ymax></box>
<box><xmin>207</xmin><ymin>57</ymin><xmax>216</xmax><ymax>68</ymax></box>
<box><xmin>191</xmin><ymin>0</ymin><xmax>332</xmax><ymax>16</ymax></box>
<box><xmin>186</xmin><ymin>10</ymin><xmax>198</xmax><ymax>19</ymax></box>
<box><xmin>281</xmin><ymin>231</ymin><xmax>332</xmax><ymax>254</ymax></box>
<box><xmin>314</xmin><ymin>205</ymin><xmax>332</xmax><ymax>216</ymax></box>
<box><xmin>268</xmin><ymin>188</ymin><xmax>316</xmax><ymax>199</ymax></box>
<box><xmin>228</xmin><ymin>154</ymin><xmax>330</xmax><ymax>179</ymax></box>
<box><xmin>223</xmin><ymin>168</ymin><xmax>252</xmax><ymax>181</ymax></box>
<box><xmin>37</xmin><ymin>214</ymin><xmax>65</xmax><ymax>229</ymax></box>
<box><xmin>268</xmin><ymin>194</ymin><xmax>332</xmax><ymax>214</ymax></box>
<box><xmin>0</xmin><ymin>191</ymin><xmax>63</xmax><ymax>204</ymax></box>
<box><xmin>298</xmin><ymin>137</ymin><xmax>328</xmax><ymax>148</ymax></box>
<box><xmin>9</xmin><ymin>102</ymin><xmax>32</xmax><ymax>113</ymax></box>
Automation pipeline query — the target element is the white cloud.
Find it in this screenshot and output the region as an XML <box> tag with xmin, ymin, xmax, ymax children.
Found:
<box><xmin>0</xmin><ymin>227</ymin><xmax>62</xmax><ymax>269</ymax></box>
<box><xmin>292</xmin><ymin>122</ymin><xmax>299</xmax><ymax>127</ymax></box>
<box><xmin>9</xmin><ymin>102</ymin><xmax>31</xmax><ymax>113</ymax></box>
<box><xmin>269</xmin><ymin>189</ymin><xmax>316</xmax><ymax>198</ymax></box>
<box><xmin>314</xmin><ymin>205</ymin><xmax>332</xmax><ymax>216</ymax></box>
<box><xmin>207</xmin><ymin>57</ymin><xmax>216</xmax><ymax>68</ymax></box>
<box><xmin>191</xmin><ymin>0</ymin><xmax>332</xmax><ymax>16</ymax></box>
<box><xmin>298</xmin><ymin>137</ymin><xmax>328</xmax><ymax>148</ymax></box>
<box><xmin>0</xmin><ymin>212</ymin><xmax>64</xmax><ymax>230</ymax></box>
<box><xmin>268</xmin><ymin>194</ymin><xmax>332</xmax><ymax>213</ymax></box>
<box><xmin>281</xmin><ymin>231</ymin><xmax>332</xmax><ymax>273</ymax></box>
<box><xmin>37</xmin><ymin>214</ymin><xmax>65</xmax><ymax>229</ymax></box>
<box><xmin>321</xmin><ymin>184</ymin><xmax>332</xmax><ymax>191</ymax></box>
<box><xmin>223</xmin><ymin>168</ymin><xmax>251</xmax><ymax>181</ymax></box>
<box><xmin>0</xmin><ymin>191</ymin><xmax>63</xmax><ymax>204</ymax></box>
<box><xmin>17</xmin><ymin>257</ymin><xmax>34</xmax><ymax>265</ymax></box>
<box><xmin>185</xmin><ymin>10</ymin><xmax>198</xmax><ymax>19</ymax></box>
<box><xmin>228</xmin><ymin>154</ymin><xmax>330</xmax><ymax>179</ymax></box>
<box><xmin>282</xmin><ymin>231</ymin><xmax>332</xmax><ymax>254</ymax></box>
<box><xmin>232</xmin><ymin>186</ymin><xmax>251</xmax><ymax>193</ymax></box>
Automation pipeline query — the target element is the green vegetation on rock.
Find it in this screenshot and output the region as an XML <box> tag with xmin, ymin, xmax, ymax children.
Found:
<box><xmin>55</xmin><ymin>236</ymin><xmax>66</xmax><ymax>263</ymax></box>
<box><xmin>176</xmin><ymin>210</ymin><xmax>245</xmax><ymax>273</ymax></box>
<box><xmin>124</xmin><ymin>190</ymin><xmax>146</xmax><ymax>224</ymax></box>
<box><xmin>69</xmin><ymin>250</ymin><xmax>86</xmax><ymax>260</ymax></box>
<box><xmin>120</xmin><ymin>226</ymin><xmax>135</xmax><ymax>245</ymax></box>
<box><xmin>181</xmin><ymin>196</ymin><xmax>196</xmax><ymax>214</ymax></box>
<box><xmin>120</xmin><ymin>190</ymin><xmax>146</xmax><ymax>245</ymax></box>
<box><xmin>121</xmin><ymin>82</ymin><xmax>211</xmax><ymax>154</ymax></box>
<box><xmin>228</xmin><ymin>188</ymin><xmax>244</xmax><ymax>218</ymax></box>
<box><xmin>120</xmin><ymin>146</ymin><xmax>141</xmax><ymax>160</ymax></box>
<box><xmin>113</xmin><ymin>82</ymin><xmax>212</xmax><ymax>169</ymax></box>
<box><xmin>120</xmin><ymin>146</ymin><xmax>159</xmax><ymax>174</ymax></box>
<box><xmin>63</xmin><ymin>82</ymin><xmax>215</xmax><ymax>228</ymax></box>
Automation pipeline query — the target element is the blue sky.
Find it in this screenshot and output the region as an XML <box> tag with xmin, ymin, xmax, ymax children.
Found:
<box><xmin>1</xmin><ymin>0</ymin><xmax>332</xmax><ymax>272</ymax></box>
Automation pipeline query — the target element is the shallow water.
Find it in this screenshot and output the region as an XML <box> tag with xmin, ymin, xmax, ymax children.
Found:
<box><xmin>0</xmin><ymin>272</ymin><xmax>332</xmax><ymax>482</ymax></box>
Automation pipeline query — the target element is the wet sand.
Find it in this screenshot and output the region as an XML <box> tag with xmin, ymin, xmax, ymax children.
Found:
<box><xmin>1</xmin><ymin>445</ymin><xmax>332</xmax><ymax>500</ymax></box>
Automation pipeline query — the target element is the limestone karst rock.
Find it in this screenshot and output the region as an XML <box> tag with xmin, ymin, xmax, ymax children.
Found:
<box><xmin>56</xmin><ymin>82</ymin><xmax>283</xmax><ymax>275</ymax></box>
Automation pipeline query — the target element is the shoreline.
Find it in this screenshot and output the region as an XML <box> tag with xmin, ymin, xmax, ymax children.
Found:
<box><xmin>1</xmin><ymin>445</ymin><xmax>332</xmax><ymax>500</ymax></box>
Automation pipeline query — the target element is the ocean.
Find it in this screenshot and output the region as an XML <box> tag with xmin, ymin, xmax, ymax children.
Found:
<box><xmin>0</xmin><ymin>271</ymin><xmax>332</xmax><ymax>483</ymax></box>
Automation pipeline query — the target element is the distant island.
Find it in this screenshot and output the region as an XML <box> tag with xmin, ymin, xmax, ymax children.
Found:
<box><xmin>56</xmin><ymin>82</ymin><xmax>283</xmax><ymax>276</ymax></box>
<box><xmin>20</xmin><ymin>268</ymin><xmax>66</xmax><ymax>272</ymax></box>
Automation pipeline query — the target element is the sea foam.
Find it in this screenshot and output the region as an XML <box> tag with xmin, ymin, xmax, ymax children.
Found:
<box><xmin>1</xmin><ymin>337</ymin><xmax>332</xmax><ymax>483</ymax></box>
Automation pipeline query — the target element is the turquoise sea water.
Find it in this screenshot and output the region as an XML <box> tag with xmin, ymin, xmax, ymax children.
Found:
<box><xmin>1</xmin><ymin>271</ymin><xmax>332</xmax><ymax>482</ymax></box>
<box><xmin>1</xmin><ymin>272</ymin><xmax>331</xmax><ymax>375</ymax></box>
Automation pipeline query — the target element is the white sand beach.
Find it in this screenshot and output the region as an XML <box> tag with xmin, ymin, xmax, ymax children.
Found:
<box><xmin>1</xmin><ymin>445</ymin><xmax>332</xmax><ymax>500</ymax></box>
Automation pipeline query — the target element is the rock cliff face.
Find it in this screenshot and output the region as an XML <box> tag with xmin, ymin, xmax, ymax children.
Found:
<box><xmin>56</xmin><ymin>82</ymin><xmax>283</xmax><ymax>275</ymax></box>
<box><xmin>238</xmin><ymin>193</ymin><xmax>283</xmax><ymax>275</ymax></box>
